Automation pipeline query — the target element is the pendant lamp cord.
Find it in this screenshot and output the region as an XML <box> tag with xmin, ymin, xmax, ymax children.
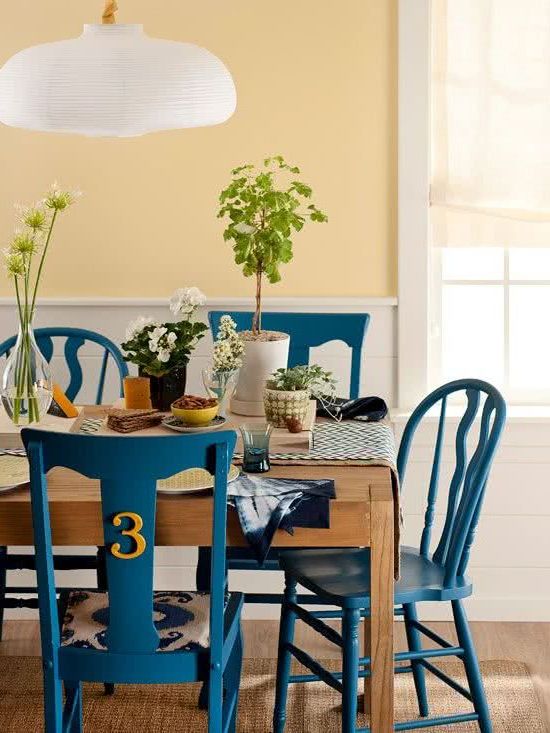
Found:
<box><xmin>102</xmin><ymin>0</ymin><xmax>118</xmax><ymax>24</ymax></box>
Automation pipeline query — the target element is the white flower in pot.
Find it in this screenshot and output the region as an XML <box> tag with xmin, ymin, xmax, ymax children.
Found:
<box><xmin>264</xmin><ymin>365</ymin><xmax>336</xmax><ymax>429</ymax></box>
<box><xmin>218</xmin><ymin>155</ymin><xmax>328</xmax><ymax>416</ymax></box>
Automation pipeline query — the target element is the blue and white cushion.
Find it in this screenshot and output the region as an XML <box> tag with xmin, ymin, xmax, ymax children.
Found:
<box><xmin>61</xmin><ymin>590</ymin><xmax>211</xmax><ymax>652</ymax></box>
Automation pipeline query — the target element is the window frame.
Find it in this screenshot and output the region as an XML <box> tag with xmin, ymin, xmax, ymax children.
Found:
<box><xmin>397</xmin><ymin>0</ymin><xmax>432</xmax><ymax>408</ymax></box>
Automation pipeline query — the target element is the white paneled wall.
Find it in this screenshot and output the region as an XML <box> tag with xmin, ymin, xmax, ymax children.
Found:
<box><xmin>2</xmin><ymin>298</ymin><xmax>550</xmax><ymax>621</ymax></box>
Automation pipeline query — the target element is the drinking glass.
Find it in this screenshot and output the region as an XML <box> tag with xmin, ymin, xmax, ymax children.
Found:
<box><xmin>239</xmin><ymin>423</ymin><xmax>273</xmax><ymax>473</ymax></box>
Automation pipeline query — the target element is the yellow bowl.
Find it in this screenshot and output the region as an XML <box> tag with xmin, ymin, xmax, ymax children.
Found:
<box><xmin>170</xmin><ymin>402</ymin><xmax>219</xmax><ymax>426</ymax></box>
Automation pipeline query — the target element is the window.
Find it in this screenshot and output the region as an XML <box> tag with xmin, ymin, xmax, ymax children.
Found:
<box><xmin>398</xmin><ymin>1</ymin><xmax>550</xmax><ymax>407</ymax></box>
<box><xmin>431</xmin><ymin>247</ymin><xmax>550</xmax><ymax>403</ymax></box>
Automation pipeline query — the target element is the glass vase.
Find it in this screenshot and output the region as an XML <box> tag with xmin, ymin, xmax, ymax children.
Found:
<box><xmin>1</xmin><ymin>313</ymin><xmax>53</xmax><ymax>425</ymax></box>
<box><xmin>202</xmin><ymin>368</ymin><xmax>239</xmax><ymax>418</ymax></box>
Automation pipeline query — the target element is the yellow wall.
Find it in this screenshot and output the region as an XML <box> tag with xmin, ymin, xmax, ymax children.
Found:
<box><xmin>0</xmin><ymin>0</ymin><xmax>397</xmax><ymax>299</ymax></box>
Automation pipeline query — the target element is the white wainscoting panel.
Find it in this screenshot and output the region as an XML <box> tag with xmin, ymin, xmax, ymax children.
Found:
<box><xmin>394</xmin><ymin>416</ymin><xmax>550</xmax><ymax>622</ymax></box>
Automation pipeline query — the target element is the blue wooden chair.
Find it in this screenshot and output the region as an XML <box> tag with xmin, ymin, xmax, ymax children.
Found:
<box><xmin>208</xmin><ymin>311</ymin><xmax>370</xmax><ymax>399</ymax></box>
<box><xmin>198</xmin><ymin>311</ymin><xmax>371</xmax><ymax>607</ymax></box>
<box><xmin>0</xmin><ymin>327</ymin><xmax>129</xmax><ymax>404</ymax></box>
<box><xmin>22</xmin><ymin>428</ymin><xmax>243</xmax><ymax>733</ymax></box>
<box><xmin>0</xmin><ymin>327</ymin><xmax>129</xmax><ymax>642</ymax></box>
<box><xmin>272</xmin><ymin>379</ymin><xmax>506</xmax><ymax>733</ymax></box>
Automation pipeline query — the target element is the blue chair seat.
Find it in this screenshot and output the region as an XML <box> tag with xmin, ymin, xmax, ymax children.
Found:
<box><xmin>279</xmin><ymin>546</ymin><xmax>473</xmax><ymax>608</ymax></box>
<box><xmin>61</xmin><ymin>590</ymin><xmax>219</xmax><ymax>653</ymax></box>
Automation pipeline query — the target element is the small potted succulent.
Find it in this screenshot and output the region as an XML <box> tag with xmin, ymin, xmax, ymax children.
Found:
<box><xmin>121</xmin><ymin>287</ymin><xmax>208</xmax><ymax>410</ymax></box>
<box><xmin>218</xmin><ymin>155</ymin><xmax>327</xmax><ymax>415</ymax></box>
<box><xmin>264</xmin><ymin>365</ymin><xmax>335</xmax><ymax>429</ymax></box>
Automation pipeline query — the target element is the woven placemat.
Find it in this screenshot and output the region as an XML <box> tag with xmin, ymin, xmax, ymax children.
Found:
<box><xmin>0</xmin><ymin>453</ymin><xmax>29</xmax><ymax>490</ymax></box>
<box><xmin>157</xmin><ymin>464</ymin><xmax>240</xmax><ymax>493</ymax></box>
<box><xmin>0</xmin><ymin>657</ymin><xmax>545</xmax><ymax>732</ymax></box>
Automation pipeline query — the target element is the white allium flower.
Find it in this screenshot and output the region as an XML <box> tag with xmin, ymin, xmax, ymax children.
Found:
<box><xmin>125</xmin><ymin>316</ymin><xmax>158</xmax><ymax>342</ymax></box>
<box><xmin>213</xmin><ymin>314</ymin><xmax>243</xmax><ymax>371</ymax></box>
<box><xmin>170</xmin><ymin>286</ymin><xmax>207</xmax><ymax>315</ymax></box>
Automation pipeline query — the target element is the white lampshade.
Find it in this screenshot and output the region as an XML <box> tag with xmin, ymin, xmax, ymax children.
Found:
<box><xmin>0</xmin><ymin>24</ymin><xmax>237</xmax><ymax>137</ymax></box>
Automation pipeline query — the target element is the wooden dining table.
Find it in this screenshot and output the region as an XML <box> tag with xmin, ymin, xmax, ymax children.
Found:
<box><xmin>0</xmin><ymin>457</ymin><xmax>396</xmax><ymax>732</ymax></box>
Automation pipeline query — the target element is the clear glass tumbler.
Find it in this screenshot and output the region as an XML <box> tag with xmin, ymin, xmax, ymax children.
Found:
<box><xmin>239</xmin><ymin>423</ymin><xmax>273</xmax><ymax>473</ymax></box>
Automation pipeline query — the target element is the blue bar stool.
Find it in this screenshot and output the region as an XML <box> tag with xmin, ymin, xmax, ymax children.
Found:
<box><xmin>22</xmin><ymin>428</ymin><xmax>243</xmax><ymax>733</ymax></box>
<box><xmin>272</xmin><ymin>379</ymin><xmax>506</xmax><ymax>732</ymax></box>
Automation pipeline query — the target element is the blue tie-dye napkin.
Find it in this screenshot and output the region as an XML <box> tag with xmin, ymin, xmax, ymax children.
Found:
<box><xmin>227</xmin><ymin>474</ymin><xmax>335</xmax><ymax>565</ymax></box>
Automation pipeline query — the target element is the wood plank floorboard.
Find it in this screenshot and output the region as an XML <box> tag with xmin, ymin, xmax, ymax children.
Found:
<box><xmin>2</xmin><ymin>620</ymin><xmax>549</xmax><ymax>729</ymax></box>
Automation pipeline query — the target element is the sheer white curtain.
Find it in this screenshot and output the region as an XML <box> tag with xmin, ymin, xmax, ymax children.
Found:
<box><xmin>431</xmin><ymin>0</ymin><xmax>550</xmax><ymax>247</ymax></box>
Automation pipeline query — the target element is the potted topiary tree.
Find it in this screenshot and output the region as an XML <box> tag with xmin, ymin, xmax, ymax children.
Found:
<box><xmin>218</xmin><ymin>155</ymin><xmax>327</xmax><ymax>415</ymax></box>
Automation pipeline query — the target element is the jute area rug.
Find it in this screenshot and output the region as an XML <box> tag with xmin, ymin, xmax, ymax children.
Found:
<box><xmin>0</xmin><ymin>657</ymin><xmax>546</xmax><ymax>732</ymax></box>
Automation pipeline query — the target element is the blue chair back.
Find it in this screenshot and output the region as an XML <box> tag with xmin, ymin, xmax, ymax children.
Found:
<box><xmin>208</xmin><ymin>311</ymin><xmax>370</xmax><ymax>399</ymax></box>
<box><xmin>396</xmin><ymin>379</ymin><xmax>506</xmax><ymax>587</ymax></box>
<box><xmin>0</xmin><ymin>327</ymin><xmax>128</xmax><ymax>404</ymax></box>
<box><xmin>22</xmin><ymin>429</ymin><xmax>236</xmax><ymax>679</ymax></box>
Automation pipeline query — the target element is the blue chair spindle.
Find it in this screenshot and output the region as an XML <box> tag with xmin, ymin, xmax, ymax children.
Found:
<box><xmin>22</xmin><ymin>429</ymin><xmax>243</xmax><ymax>733</ymax></box>
<box><xmin>272</xmin><ymin>379</ymin><xmax>506</xmax><ymax>733</ymax></box>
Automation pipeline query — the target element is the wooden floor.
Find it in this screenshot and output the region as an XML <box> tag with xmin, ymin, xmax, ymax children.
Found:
<box><xmin>2</xmin><ymin>620</ymin><xmax>550</xmax><ymax>729</ymax></box>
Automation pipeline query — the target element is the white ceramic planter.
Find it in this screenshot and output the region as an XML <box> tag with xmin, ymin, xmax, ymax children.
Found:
<box><xmin>263</xmin><ymin>388</ymin><xmax>310</xmax><ymax>428</ymax></box>
<box><xmin>231</xmin><ymin>333</ymin><xmax>290</xmax><ymax>416</ymax></box>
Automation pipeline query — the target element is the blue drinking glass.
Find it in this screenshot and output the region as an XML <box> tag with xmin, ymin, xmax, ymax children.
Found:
<box><xmin>240</xmin><ymin>423</ymin><xmax>273</xmax><ymax>473</ymax></box>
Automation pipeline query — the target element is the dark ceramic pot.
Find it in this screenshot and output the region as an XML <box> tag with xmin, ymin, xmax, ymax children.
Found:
<box><xmin>140</xmin><ymin>366</ymin><xmax>187</xmax><ymax>412</ymax></box>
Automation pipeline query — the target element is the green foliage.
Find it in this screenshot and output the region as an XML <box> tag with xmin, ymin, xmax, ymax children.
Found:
<box><xmin>218</xmin><ymin>156</ymin><xmax>328</xmax><ymax>332</ymax></box>
<box><xmin>266</xmin><ymin>364</ymin><xmax>335</xmax><ymax>397</ymax></box>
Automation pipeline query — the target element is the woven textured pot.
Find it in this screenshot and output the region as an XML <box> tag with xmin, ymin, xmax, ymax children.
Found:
<box><xmin>263</xmin><ymin>388</ymin><xmax>309</xmax><ymax>428</ymax></box>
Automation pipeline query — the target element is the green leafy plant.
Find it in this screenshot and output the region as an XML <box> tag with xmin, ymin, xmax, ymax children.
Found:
<box><xmin>266</xmin><ymin>365</ymin><xmax>335</xmax><ymax>397</ymax></box>
<box><xmin>218</xmin><ymin>156</ymin><xmax>328</xmax><ymax>335</ymax></box>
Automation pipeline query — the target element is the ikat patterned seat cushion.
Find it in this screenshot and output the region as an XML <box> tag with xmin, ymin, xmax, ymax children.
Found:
<box><xmin>61</xmin><ymin>590</ymin><xmax>211</xmax><ymax>652</ymax></box>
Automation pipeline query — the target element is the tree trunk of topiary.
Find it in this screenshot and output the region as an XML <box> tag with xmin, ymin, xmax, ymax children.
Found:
<box><xmin>252</xmin><ymin>268</ymin><xmax>262</xmax><ymax>335</ymax></box>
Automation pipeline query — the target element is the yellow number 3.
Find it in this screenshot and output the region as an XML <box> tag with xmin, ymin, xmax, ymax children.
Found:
<box><xmin>111</xmin><ymin>512</ymin><xmax>146</xmax><ymax>560</ymax></box>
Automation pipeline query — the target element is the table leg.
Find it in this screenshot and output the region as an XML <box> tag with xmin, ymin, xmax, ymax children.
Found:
<box><xmin>363</xmin><ymin>615</ymin><xmax>371</xmax><ymax>715</ymax></box>
<box><xmin>368</xmin><ymin>483</ymin><xmax>394</xmax><ymax>733</ymax></box>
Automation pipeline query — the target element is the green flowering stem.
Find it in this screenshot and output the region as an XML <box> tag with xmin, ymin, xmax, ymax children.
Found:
<box><xmin>30</xmin><ymin>209</ymin><xmax>57</xmax><ymax>314</ymax></box>
<box><xmin>12</xmin><ymin>278</ymin><xmax>25</xmax><ymax>425</ymax></box>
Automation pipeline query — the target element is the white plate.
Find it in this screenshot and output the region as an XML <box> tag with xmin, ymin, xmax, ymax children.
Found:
<box><xmin>161</xmin><ymin>415</ymin><xmax>228</xmax><ymax>433</ymax></box>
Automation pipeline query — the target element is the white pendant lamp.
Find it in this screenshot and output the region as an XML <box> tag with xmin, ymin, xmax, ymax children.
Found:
<box><xmin>0</xmin><ymin>1</ymin><xmax>236</xmax><ymax>137</ymax></box>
